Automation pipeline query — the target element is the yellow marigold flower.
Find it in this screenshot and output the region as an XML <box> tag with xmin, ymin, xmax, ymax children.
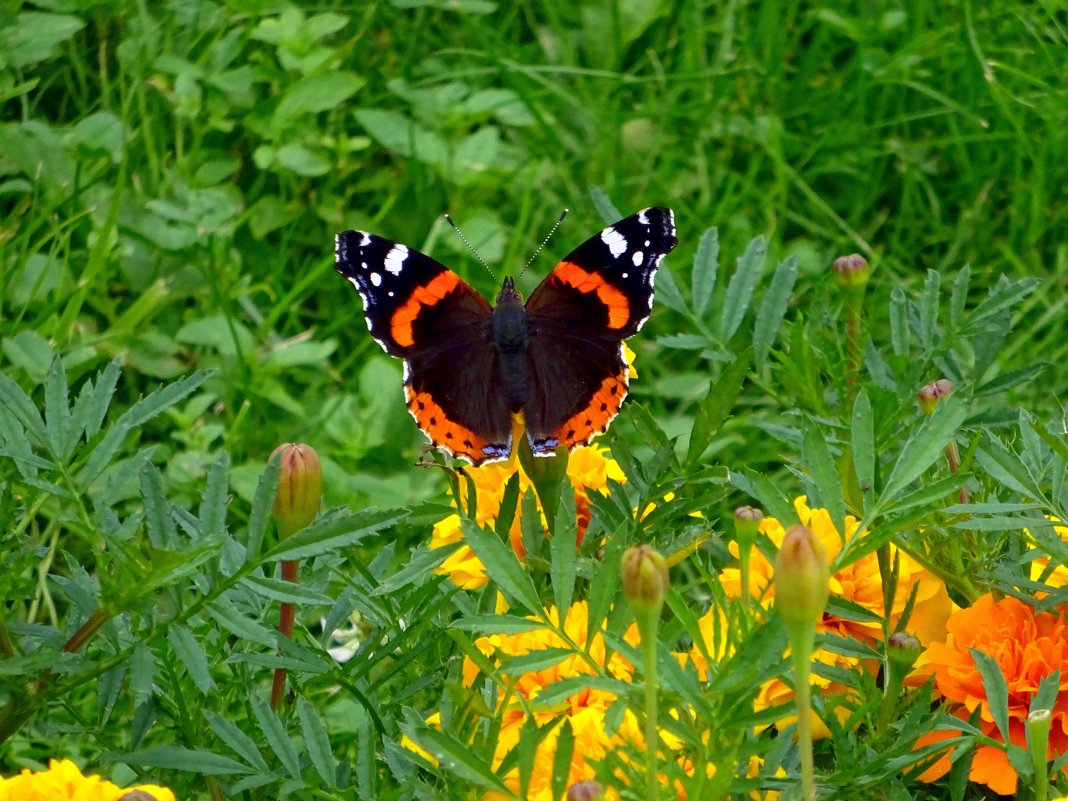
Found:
<box><xmin>431</xmin><ymin>445</ymin><xmax>625</xmax><ymax>588</ymax></box>
<box><xmin>913</xmin><ymin>594</ymin><xmax>1068</xmax><ymax>796</ymax></box>
<box><xmin>720</xmin><ymin>497</ymin><xmax>952</xmax><ymax>736</ymax></box>
<box><xmin>1027</xmin><ymin>517</ymin><xmax>1068</xmax><ymax>589</ymax></box>
<box><xmin>0</xmin><ymin>759</ymin><xmax>175</xmax><ymax>801</ymax></box>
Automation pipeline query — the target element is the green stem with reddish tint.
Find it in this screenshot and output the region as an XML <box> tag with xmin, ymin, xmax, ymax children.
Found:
<box><xmin>270</xmin><ymin>559</ymin><xmax>299</xmax><ymax>710</ymax></box>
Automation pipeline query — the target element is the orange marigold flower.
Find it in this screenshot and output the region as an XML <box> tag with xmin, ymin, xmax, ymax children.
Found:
<box><xmin>913</xmin><ymin>594</ymin><xmax>1068</xmax><ymax>796</ymax></box>
<box><xmin>0</xmin><ymin>759</ymin><xmax>175</xmax><ymax>801</ymax></box>
<box><xmin>431</xmin><ymin>445</ymin><xmax>625</xmax><ymax>589</ymax></box>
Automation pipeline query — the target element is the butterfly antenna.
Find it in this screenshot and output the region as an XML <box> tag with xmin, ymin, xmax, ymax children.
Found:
<box><xmin>516</xmin><ymin>208</ymin><xmax>569</xmax><ymax>283</ymax></box>
<box><xmin>444</xmin><ymin>214</ymin><xmax>498</xmax><ymax>284</ymax></box>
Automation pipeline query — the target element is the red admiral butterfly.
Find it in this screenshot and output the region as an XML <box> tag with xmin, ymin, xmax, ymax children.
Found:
<box><xmin>335</xmin><ymin>207</ymin><xmax>677</xmax><ymax>466</ymax></box>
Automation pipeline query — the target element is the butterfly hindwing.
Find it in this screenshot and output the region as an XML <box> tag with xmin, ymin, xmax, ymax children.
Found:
<box><xmin>335</xmin><ymin>230</ymin><xmax>513</xmax><ymax>464</ymax></box>
<box><xmin>523</xmin><ymin>207</ymin><xmax>677</xmax><ymax>454</ymax></box>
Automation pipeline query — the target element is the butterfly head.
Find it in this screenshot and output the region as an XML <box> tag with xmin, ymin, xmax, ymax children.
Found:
<box><xmin>492</xmin><ymin>277</ymin><xmax>528</xmax><ymax>355</ymax></box>
<box><xmin>496</xmin><ymin>276</ymin><xmax>523</xmax><ymax>305</ymax></box>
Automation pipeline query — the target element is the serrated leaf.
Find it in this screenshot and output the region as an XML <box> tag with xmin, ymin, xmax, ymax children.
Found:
<box><xmin>970</xmin><ymin>649</ymin><xmax>1010</xmax><ymax>744</ymax></box>
<box><xmin>199</xmin><ymin>451</ymin><xmax>230</xmax><ymax>540</ymax></box>
<box><xmin>889</xmin><ymin>288</ymin><xmax>909</xmax><ymax>357</ymax></box>
<box><xmin>851</xmin><ymin>391</ymin><xmax>875</xmax><ymax>493</ymax></box>
<box><xmin>44</xmin><ymin>356</ymin><xmax>72</xmax><ymax>459</ymax></box>
<box><xmin>461</xmin><ymin>518</ymin><xmax>542</xmax><ymax>614</ymax></box>
<box><xmin>753</xmin><ymin>254</ymin><xmax>798</xmax><ymax>370</ymax></box>
<box><xmin>205</xmin><ymin>709</ymin><xmax>270</xmax><ymax>773</ymax></box>
<box><xmin>130</xmin><ymin>643</ymin><xmax>156</xmax><ymax>705</ymax></box>
<box><xmin>551</xmin><ymin>719</ymin><xmax>575</xmax><ymax>801</ymax></box>
<box><xmin>729</xmin><ymin>470</ymin><xmax>797</xmax><ymax>527</ymax></box>
<box><xmin>500</xmin><ymin>647</ymin><xmax>573</xmax><ymax>675</ymax></box>
<box><xmin>140</xmin><ymin>463</ymin><xmax>175</xmax><ymax>548</ymax></box>
<box><xmin>247</xmin><ymin>454</ymin><xmax>281</xmax><ymax>558</ymax></box>
<box><xmin>919</xmin><ymin>269</ymin><xmax>940</xmax><ymax>351</ymax></box>
<box><xmin>168</xmin><ymin>625</ymin><xmax>215</xmax><ymax>693</ymax></box>
<box><xmin>370</xmin><ymin>543</ymin><xmax>451</xmax><ymax>596</ymax></box>
<box><xmin>687</xmin><ymin>350</ymin><xmax>751</xmax><ymax>466</ymax></box>
<box><xmin>207</xmin><ymin>597</ymin><xmax>276</xmax><ymax>646</ymax></box>
<box><xmin>406</xmin><ymin>726</ymin><xmax>510</xmax><ymax>792</ymax></box>
<box><xmin>298</xmin><ymin>696</ymin><xmax>337</xmax><ymax>787</ymax></box>
<box><xmin>964</xmin><ymin>278</ymin><xmax>1040</xmax><ymax>333</ymax></box>
<box><xmin>975</xmin><ymin>363</ymin><xmax>1051</xmax><ymax>397</ymax></box>
<box><xmin>264</xmin><ymin>507</ymin><xmax>406</xmax><ymax>562</ymax></box>
<box><xmin>719</xmin><ymin>235</ymin><xmax>766</xmax><ymax>340</ymax></box>
<box><xmin>589</xmin><ymin>187</ymin><xmax>621</xmax><ymax>223</ymax></box>
<box><xmin>241</xmin><ymin>576</ymin><xmax>333</xmax><ymax>605</ymax></box>
<box><xmin>69</xmin><ymin>356</ymin><xmax>121</xmax><ymax>442</ymax></box>
<box><xmin>653</xmin><ymin>263</ymin><xmax>687</xmax><ymax>314</ymax></box>
<box><xmin>118</xmin><ymin>746</ymin><xmax>250</xmax><ymax>775</ymax></box>
<box><xmin>251</xmin><ymin>695</ymin><xmax>302</xmax><ymax>779</ymax></box>
<box><xmin>691</xmin><ymin>227</ymin><xmax>720</xmax><ymax>318</ymax></box>
<box><xmin>550</xmin><ymin>478</ymin><xmax>577</xmax><ymax>616</ymax></box>
<box><xmin>974</xmin><ymin>436</ymin><xmax>1043</xmax><ymax>500</ymax></box>
<box><xmin>803</xmin><ymin>417</ymin><xmax>845</xmax><ymax>532</ymax></box>
<box><xmin>0</xmin><ymin>371</ymin><xmax>47</xmax><ymax>444</ymax></box>
<box><xmin>450</xmin><ymin>614</ymin><xmax>546</xmax><ymax>634</ymax></box>
<box><xmin>879</xmin><ymin>396</ymin><xmax>968</xmax><ymax>503</ymax></box>
<box><xmin>82</xmin><ymin>370</ymin><xmax>214</xmax><ymax>484</ymax></box>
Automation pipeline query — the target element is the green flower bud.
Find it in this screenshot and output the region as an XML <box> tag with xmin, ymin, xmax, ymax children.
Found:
<box><xmin>271</xmin><ymin>443</ymin><xmax>322</xmax><ymax>539</ymax></box>
<box><xmin>774</xmin><ymin>525</ymin><xmax>829</xmax><ymax>627</ymax></box>
<box><xmin>567</xmin><ymin>780</ymin><xmax>605</xmax><ymax>801</ymax></box>
<box><xmin>733</xmin><ymin>506</ymin><xmax>763</xmax><ymax>540</ymax></box>
<box><xmin>917</xmin><ymin>378</ymin><xmax>955</xmax><ymax>415</ymax></box>
<box><xmin>832</xmin><ymin>253</ymin><xmax>871</xmax><ymax>290</ymax></box>
<box><xmin>621</xmin><ymin>545</ymin><xmax>670</xmax><ymax>614</ymax></box>
<box><xmin>886</xmin><ymin>631</ymin><xmax>922</xmax><ymax>668</ymax></box>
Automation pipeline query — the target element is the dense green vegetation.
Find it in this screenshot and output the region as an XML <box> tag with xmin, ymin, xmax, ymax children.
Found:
<box><xmin>2</xmin><ymin>2</ymin><xmax>1067</xmax><ymax>799</ymax></box>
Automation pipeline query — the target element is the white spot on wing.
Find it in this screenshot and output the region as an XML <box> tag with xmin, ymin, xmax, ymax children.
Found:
<box><xmin>632</xmin><ymin>250</ymin><xmax>644</xmax><ymax>266</ymax></box>
<box><xmin>600</xmin><ymin>226</ymin><xmax>627</xmax><ymax>258</ymax></box>
<box><xmin>360</xmin><ymin>232</ymin><xmax>371</xmax><ymax>247</ymax></box>
<box><xmin>622</xmin><ymin>272</ymin><xmax>628</xmax><ymax>279</ymax></box>
<box><xmin>370</xmin><ymin>271</ymin><xmax>382</xmax><ymax>286</ymax></box>
<box><xmin>638</xmin><ymin>209</ymin><xmax>649</xmax><ymax>224</ymax></box>
<box><xmin>384</xmin><ymin>244</ymin><xmax>408</xmax><ymax>276</ymax></box>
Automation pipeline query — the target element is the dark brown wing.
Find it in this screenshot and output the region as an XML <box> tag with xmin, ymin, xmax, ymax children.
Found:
<box><xmin>522</xmin><ymin>208</ymin><xmax>676</xmax><ymax>455</ymax></box>
<box><xmin>336</xmin><ymin>230</ymin><xmax>512</xmax><ymax>464</ymax></box>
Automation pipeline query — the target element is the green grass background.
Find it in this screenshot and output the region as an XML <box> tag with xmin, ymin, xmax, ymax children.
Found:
<box><xmin>3</xmin><ymin>0</ymin><xmax>1066</xmax><ymax>508</ymax></box>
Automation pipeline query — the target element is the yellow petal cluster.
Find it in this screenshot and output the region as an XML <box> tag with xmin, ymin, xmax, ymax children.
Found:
<box><xmin>0</xmin><ymin>759</ymin><xmax>175</xmax><ymax>801</ymax></box>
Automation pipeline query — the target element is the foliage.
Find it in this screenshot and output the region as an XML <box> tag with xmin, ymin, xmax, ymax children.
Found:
<box><xmin>2</xmin><ymin>1</ymin><xmax>1067</xmax><ymax>800</ymax></box>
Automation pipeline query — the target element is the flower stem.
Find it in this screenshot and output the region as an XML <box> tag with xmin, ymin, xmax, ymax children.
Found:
<box><xmin>270</xmin><ymin>559</ymin><xmax>299</xmax><ymax>710</ymax></box>
<box><xmin>789</xmin><ymin>626</ymin><xmax>818</xmax><ymax>801</ymax></box>
<box><xmin>1028</xmin><ymin>708</ymin><xmax>1052</xmax><ymax>801</ymax></box>
<box><xmin>637</xmin><ymin>608</ymin><xmax>661</xmax><ymax>801</ymax></box>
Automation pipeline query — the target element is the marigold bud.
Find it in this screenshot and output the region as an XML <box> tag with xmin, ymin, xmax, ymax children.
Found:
<box><xmin>733</xmin><ymin>506</ymin><xmax>763</xmax><ymax>539</ymax></box>
<box><xmin>917</xmin><ymin>378</ymin><xmax>955</xmax><ymax>415</ymax></box>
<box><xmin>886</xmin><ymin>631</ymin><xmax>922</xmax><ymax>668</ymax></box>
<box><xmin>567</xmin><ymin>780</ymin><xmax>605</xmax><ymax>801</ymax></box>
<box><xmin>621</xmin><ymin>545</ymin><xmax>669</xmax><ymax>613</ymax></box>
<box><xmin>832</xmin><ymin>253</ymin><xmax>870</xmax><ymax>290</ymax></box>
<box><xmin>119</xmin><ymin>793</ymin><xmax>159</xmax><ymax>801</ymax></box>
<box><xmin>271</xmin><ymin>443</ymin><xmax>322</xmax><ymax>539</ymax></box>
<box><xmin>774</xmin><ymin>525</ymin><xmax>829</xmax><ymax>627</ymax></box>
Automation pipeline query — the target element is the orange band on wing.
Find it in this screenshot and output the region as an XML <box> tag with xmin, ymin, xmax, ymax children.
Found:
<box><xmin>390</xmin><ymin>271</ymin><xmax>463</xmax><ymax>347</ymax></box>
<box><xmin>554</xmin><ymin>369</ymin><xmax>628</xmax><ymax>448</ymax></box>
<box><xmin>406</xmin><ymin>386</ymin><xmax>505</xmax><ymax>464</ymax></box>
<box><xmin>552</xmin><ymin>261</ymin><xmax>630</xmax><ymax>329</ymax></box>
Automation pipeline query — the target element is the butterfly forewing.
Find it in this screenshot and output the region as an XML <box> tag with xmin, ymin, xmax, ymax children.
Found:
<box><xmin>335</xmin><ymin>230</ymin><xmax>513</xmax><ymax>464</ymax></box>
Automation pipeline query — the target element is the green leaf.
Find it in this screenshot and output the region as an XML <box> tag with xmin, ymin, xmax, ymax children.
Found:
<box><xmin>551</xmin><ymin>719</ymin><xmax>575</xmax><ymax>801</ymax></box>
<box><xmin>298</xmin><ymin>696</ymin><xmax>338</xmax><ymax>787</ymax></box>
<box><xmin>3</xmin><ymin>329</ymin><xmax>53</xmax><ymax>379</ymax></box>
<box><xmin>802</xmin><ymin>417</ymin><xmax>845</xmax><ymax>533</ymax></box>
<box><xmin>889</xmin><ymin>288</ymin><xmax>909</xmax><ymax>357</ymax></box>
<box><xmin>687</xmin><ymin>350</ymin><xmax>751</xmax><ymax>467</ymax></box>
<box><xmin>450</xmin><ymin>615</ymin><xmax>546</xmax><ymax>634</ymax></box>
<box><xmin>69</xmin><ymin>356</ymin><xmax>121</xmax><ymax>441</ymax></box>
<box><xmin>975</xmin><ymin>363</ymin><xmax>1051</xmax><ymax>397</ymax></box>
<box><xmin>500</xmin><ymin>647</ymin><xmax>573</xmax><ymax>675</ymax></box>
<box><xmin>974</xmin><ymin>435</ymin><xmax>1043</xmax><ymax>501</ymax></box>
<box><xmin>130</xmin><ymin>643</ymin><xmax>155</xmax><ymax>705</ymax></box>
<box><xmin>274</xmin><ymin>72</ymin><xmax>365</xmax><ymax>125</ymax></box>
<box><xmin>851</xmin><ymin>390</ymin><xmax>875</xmax><ymax>494</ymax></box>
<box><xmin>1031</xmin><ymin>668</ymin><xmax>1061</xmax><ymax>716</ymax></box>
<box><xmin>44</xmin><ymin>356</ymin><xmax>72</xmax><ymax>460</ymax></box>
<box><xmin>242</xmin><ymin>576</ymin><xmax>333</xmax><ymax>605</ymax></box>
<box><xmin>207</xmin><ymin>597</ymin><xmax>276</xmax><ymax>646</ymax></box>
<box><xmin>371</xmin><ymin>544</ymin><xmax>452</xmax><ymax>596</ymax></box>
<box><xmin>589</xmin><ymin>186</ymin><xmax>621</xmax><ymax>223</ymax></box>
<box><xmin>919</xmin><ymin>269</ymin><xmax>940</xmax><ymax>351</ymax></box>
<box><xmin>587</xmin><ymin>522</ymin><xmax>627</xmax><ymax>639</ymax></box>
<box><xmin>167</xmin><ymin>625</ymin><xmax>216</xmax><ymax>693</ymax></box>
<box><xmin>204</xmin><ymin>709</ymin><xmax>271</xmax><ymax>773</ymax></box>
<box><xmin>264</xmin><ymin>508</ymin><xmax>406</xmax><ymax>562</ymax></box>
<box><xmin>690</xmin><ymin>226</ymin><xmax>719</xmax><ymax>319</ymax></box>
<box><xmin>140</xmin><ymin>463</ymin><xmax>176</xmax><ymax>549</ymax></box>
<box><xmin>719</xmin><ymin>235</ymin><xmax>766</xmax><ymax>340</ymax></box>
<box><xmin>652</xmin><ymin>263</ymin><xmax>687</xmax><ymax>314</ymax></box>
<box><xmin>970</xmin><ymin>649</ymin><xmax>1010</xmax><ymax>744</ymax></box>
<box><xmin>0</xmin><ymin>12</ymin><xmax>85</xmax><ymax>69</ymax></box>
<box><xmin>247</xmin><ymin>453</ymin><xmax>281</xmax><ymax>559</ymax></box>
<box><xmin>251</xmin><ymin>695</ymin><xmax>303</xmax><ymax>780</ymax></box>
<box><xmin>729</xmin><ymin>469</ymin><xmax>797</xmax><ymax>527</ymax></box>
<box><xmin>461</xmin><ymin>518</ymin><xmax>542</xmax><ymax>615</ymax></box>
<box><xmin>753</xmin><ymin>254</ymin><xmax>798</xmax><ymax>370</ymax></box>
<box><xmin>199</xmin><ymin>451</ymin><xmax>230</xmax><ymax>540</ymax></box>
<box><xmin>879</xmin><ymin>396</ymin><xmax>968</xmax><ymax>504</ymax></box>
<box><xmin>550</xmin><ymin>478</ymin><xmax>577</xmax><ymax>615</ymax></box>
<box><xmin>0</xmin><ymin>370</ymin><xmax>47</xmax><ymax>443</ymax></box>
<box><xmin>82</xmin><ymin>369</ymin><xmax>214</xmax><ymax>484</ymax></box>
<box><xmin>963</xmin><ymin>278</ymin><xmax>1040</xmax><ymax>333</ymax></box>
<box><xmin>406</xmin><ymin>725</ymin><xmax>510</xmax><ymax>793</ymax></box>
<box><xmin>117</xmin><ymin>746</ymin><xmax>250</xmax><ymax>776</ymax></box>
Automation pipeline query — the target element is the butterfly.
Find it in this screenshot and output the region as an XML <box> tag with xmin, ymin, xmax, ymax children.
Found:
<box><xmin>334</xmin><ymin>207</ymin><xmax>677</xmax><ymax>465</ymax></box>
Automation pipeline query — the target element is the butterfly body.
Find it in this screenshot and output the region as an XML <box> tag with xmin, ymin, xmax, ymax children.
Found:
<box><xmin>335</xmin><ymin>207</ymin><xmax>677</xmax><ymax>465</ymax></box>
